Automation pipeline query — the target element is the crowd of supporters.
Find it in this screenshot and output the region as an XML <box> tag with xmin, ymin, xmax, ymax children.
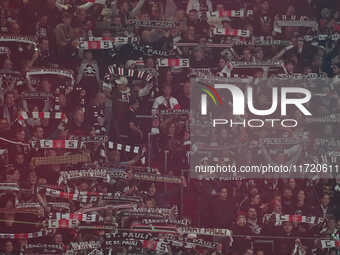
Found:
<box><xmin>0</xmin><ymin>0</ymin><xmax>339</xmax><ymax>254</ymax></box>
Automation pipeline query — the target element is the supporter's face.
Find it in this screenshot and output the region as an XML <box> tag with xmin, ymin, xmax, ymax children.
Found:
<box><xmin>41</xmin><ymin>39</ymin><xmax>49</xmax><ymax>51</ymax></box>
<box><xmin>297</xmin><ymin>190</ymin><xmax>305</xmax><ymax>201</ymax></box>
<box><xmin>41</xmin><ymin>16</ymin><xmax>48</xmax><ymax>24</ymax></box>
<box><xmin>256</xmin><ymin>251</ymin><xmax>264</xmax><ymax>255</ymax></box>
<box><xmin>244</xmin><ymin>249</ymin><xmax>254</xmax><ymax>255</ymax></box>
<box><xmin>163</xmin><ymin>86</ymin><xmax>172</xmax><ymax>97</ymax></box>
<box><xmin>286</xmin><ymin>63</ymin><xmax>294</xmax><ymax>73</ymax></box>
<box><xmin>287</xmin><ymin>5</ymin><xmax>295</xmax><ymax>15</ymax></box>
<box><xmin>41</xmin><ymin>80</ymin><xmax>52</xmax><ymax>92</ymax></box>
<box><xmin>16</xmin><ymin>130</ymin><xmax>25</xmax><ymax>142</ymax></box>
<box><xmin>79</xmin><ymin>182</ymin><xmax>89</xmax><ymax>192</ymax></box>
<box><xmin>146</xmin><ymin>58</ymin><xmax>154</xmax><ymax>68</ymax></box>
<box><xmin>237</xmin><ymin>215</ymin><xmax>246</xmax><ymax>226</ymax></box>
<box><xmin>176</xmin><ymin>10</ymin><xmax>185</xmax><ymax>19</ymax></box>
<box><xmin>15</xmin><ymin>154</ymin><xmax>25</xmax><ymax>165</ymax></box>
<box><xmin>252</xmin><ymin>194</ymin><xmax>261</xmax><ymax>205</ymax></box>
<box><xmin>29</xmin><ymin>171</ymin><xmax>37</xmax><ymax>185</ymax></box>
<box><xmin>248</xmin><ymin>208</ymin><xmax>257</xmax><ymax>219</ymax></box>
<box><xmin>85</xmin><ymin>51</ymin><xmax>93</xmax><ymax>60</ymax></box>
<box><xmin>273</xmin><ymin>202</ymin><xmax>282</xmax><ymax>213</ymax></box>
<box><xmin>3</xmin><ymin>59</ymin><xmax>12</xmax><ymax>69</ymax></box>
<box><xmin>321</xmin><ymin>195</ymin><xmax>330</xmax><ymax>206</ymax></box>
<box><xmin>243</xmin><ymin>50</ymin><xmax>251</xmax><ymax>60</ymax></box>
<box><xmin>121</xmin><ymin>2</ymin><xmax>129</xmax><ymax>12</ymax></box>
<box><xmin>4</xmin><ymin>241</ymin><xmax>13</xmax><ymax>253</ymax></box>
<box><xmin>5</xmin><ymin>94</ymin><xmax>15</xmax><ymax>105</ymax></box>
<box><xmin>218</xmin><ymin>59</ymin><xmax>226</xmax><ymax>68</ymax></box>
<box><xmin>169</xmin><ymin>123</ymin><xmax>176</xmax><ymax>134</ymax></box>
<box><xmin>74</xmin><ymin>110</ymin><xmax>85</xmax><ymax>124</ymax></box>
<box><xmin>288</xmin><ymin>179</ymin><xmax>296</xmax><ymax>189</ymax></box>
<box><xmin>113</xmin><ymin>17</ymin><xmax>122</xmax><ymax>26</ymax></box>
<box><xmin>262</xmin><ymin>1</ymin><xmax>269</xmax><ymax>11</ymax></box>
<box><xmin>142</xmin><ymin>30</ymin><xmax>152</xmax><ymax>42</ymax></box>
<box><xmin>219</xmin><ymin>188</ymin><xmax>228</xmax><ymax>200</ymax></box>
<box><xmin>283</xmin><ymin>189</ymin><xmax>293</xmax><ymax>199</ymax></box>
<box><xmin>149</xmin><ymin>185</ymin><xmax>156</xmax><ymax>195</ymax></box>
<box><xmin>189</xmin><ymin>11</ymin><xmax>198</xmax><ymax>21</ymax></box>
<box><xmin>188</xmin><ymin>26</ymin><xmax>195</xmax><ymax>37</ymax></box>
<box><xmin>63</xmin><ymin>17</ymin><xmax>72</xmax><ymax>25</ymax></box>
<box><xmin>216</xmin><ymin>4</ymin><xmax>224</xmax><ymax>11</ymax></box>
<box><xmin>283</xmin><ymin>222</ymin><xmax>293</xmax><ymax>233</ymax></box>
<box><xmin>54</xmin><ymin>234</ymin><xmax>63</xmax><ymax>244</ymax></box>
<box><xmin>194</xmin><ymin>50</ymin><xmax>203</xmax><ymax>60</ymax></box>
<box><xmin>146</xmin><ymin>199</ymin><xmax>155</xmax><ymax>208</ymax></box>
<box><xmin>183</xmin><ymin>82</ymin><xmax>190</xmax><ymax>96</ymax></box>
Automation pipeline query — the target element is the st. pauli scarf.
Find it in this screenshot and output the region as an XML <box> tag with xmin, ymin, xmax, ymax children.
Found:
<box><xmin>22</xmin><ymin>92</ymin><xmax>53</xmax><ymax>100</ymax></box>
<box><xmin>0</xmin><ymin>182</ymin><xmax>20</xmax><ymax>191</ymax></box>
<box><xmin>78</xmin><ymin>37</ymin><xmax>137</xmax><ymax>50</ymax></box>
<box><xmin>75</xmin><ymin>203</ymin><xmax>137</xmax><ymax>214</ymax></box>
<box><xmin>69</xmin><ymin>241</ymin><xmax>101</xmax><ymax>251</ymax></box>
<box><xmin>50</xmin><ymin>212</ymin><xmax>102</xmax><ymax>223</ymax></box>
<box><xmin>107</xmin><ymin>65</ymin><xmax>153</xmax><ymax>82</ymax></box>
<box><xmin>121</xmin><ymin>207</ymin><xmax>178</xmax><ymax>217</ymax></box>
<box><xmin>174</xmin><ymin>42</ymin><xmax>232</xmax><ymax>48</ymax></box>
<box><xmin>0</xmin><ymin>35</ymin><xmax>37</xmax><ymax>46</ymax></box>
<box><xmin>47</xmin><ymin>218</ymin><xmax>80</xmax><ymax>229</ymax></box>
<box><xmin>25</xmin><ymin>243</ymin><xmax>64</xmax><ymax>251</ymax></box>
<box><xmin>0</xmin><ymin>230</ymin><xmax>51</xmax><ymax>239</ymax></box>
<box><xmin>26</xmin><ymin>68</ymin><xmax>75</xmax><ymax>86</ymax></box>
<box><xmin>213</xmin><ymin>28</ymin><xmax>250</xmax><ymax>37</ymax></box>
<box><xmin>31</xmin><ymin>139</ymin><xmax>81</xmax><ymax>150</ymax></box>
<box><xmin>58</xmin><ymin>169</ymin><xmax>111</xmax><ymax>185</ymax></box>
<box><xmin>178</xmin><ymin>227</ymin><xmax>232</xmax><ymax>237</ymax></box>
<box><xmin>0</xmin><ymin>70</ymin><xmax>24</xmax><ymax>88</ymax></box>
<box><xmin>0</xmin><ymin>46</ymin><xmax>10</xmax><ymax>55</ymax></box>
<box><xmin>44</xmin><ymin>187</ymin><xmax>141</xmax><ymax>203</ymax></box>
<box><xmin>47</xmin><ymin>202</ymin><xmax>70</xmax><ymax>211</ymax></box>
<box><xmin>133</xmin><ymin>172</ymin><xmax>183</xmax><ymax>184</ymax></box>
<box><xmin>275</xmin><ymin>15</ymin><xmax>318</xmax><ymax>29</ymax></box>
<box><xmin>127</xmin><ymin>19</ymin><xmax>175</xmax><ymax>29</ymax></box>
<box><xmin>206</xmin><ymin>9</ymin><xmax>252</xmax><ymax>18</ymax></box>
<box><xmin>157</xmin><ymin>237</ymin><xmax>218</xmax><ymax>249</ymax></box>
<box><xmin>132</xmin><ymin>44</ymin><xmax>172</xmax><ymax>57</ymax></box>
<box><xmin>273</xmin><ymin>214</ymin><xmax>325</xmax><ymax>226</ymax></box>
<box><xmin>157</xmin><ymin>58</ymin><xmax>190</xmax><ymax>68</ymax></box>
<box><xmin>142</xmin><ymin>218</ymin><xmax>191</xmax><ymax>226</ymax></box>
<box><xmin>320</xmin><ymin>239</ymin><xmax>340</xmax><ymax>248</ymax></box>
<box><xmin>107</xmin><ymin>141</ymin><xmax>141</xmax><ymax>153</ymax></box>
<box><xmin>19</xmin><ymin>111</ymin><xmax>67</xmax><ymax>121</ymax></box>
<box><xmin>30</xmin><ymin>152</ymin><xmax>91</xmax><ymax>167</ymax></box>
<box><xmin>127</xmin><ymin>224</ymin><xmax>179</xmax><ymax>235</ymax></box>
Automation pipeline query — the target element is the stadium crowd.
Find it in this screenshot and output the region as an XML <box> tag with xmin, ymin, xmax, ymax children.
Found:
<box><xmin>0</xmin><ymin>0</ymin><xmax>339</xmax><ymax>254</ymax></box>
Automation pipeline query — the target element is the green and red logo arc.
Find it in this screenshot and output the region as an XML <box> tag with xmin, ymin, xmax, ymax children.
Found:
<box><xmin>200</xmin><ymin>85</ymin><xmax>223</xmax><ymax>105</ymax></box>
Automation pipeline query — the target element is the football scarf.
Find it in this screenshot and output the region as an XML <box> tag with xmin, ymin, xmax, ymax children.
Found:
<box><xmin>320</xmin><ymin>239</ymin><xmax>340</xmax><ymax>248</ymax></box>
<box><xmin>274</xmin><ymin>214</ymin><xmax>325</xmax><ymax>226</ymax></box>
<box><xmin>26</xmin><ymin>68</ymin><xmax>75</xmax><ymax>86</ymax></box>
<box><xmin>19</xmin><ymin>112</ymin><xmax>67</xmax><ymax>121</ymax></box>
<box><xmin>0</xmin><ymin>230</ymin><xmax>51</xmax><ymax>239</ymax></box>
<box><xmin>106</xmin><ymin>65</ymin><xmax>153</xmax><ymax>82</ymax></box>
<box><xmin>31</xmin><ymin>139</ymin><xmax>81</xmax><ymax>149</ymax></box>
<box><xmin>127</xmin><ymin>19</ymin><xmax>175</xmax><ymax>29</ymax></box>
<box><xmin>0</xmin><ymin>35</ymin><xmax>37</xmax><ymax>46</ymax></box>
<box><xmin>157</xmin><ymin>58</ymin><xmax>190</xmax><ymax>68</ymax></box>
<box><xmin>213</xmin><ymin>28</ymin><xmax>250</xmax><ymax>37</ymax></box>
